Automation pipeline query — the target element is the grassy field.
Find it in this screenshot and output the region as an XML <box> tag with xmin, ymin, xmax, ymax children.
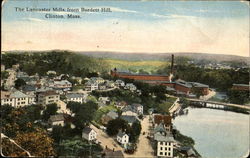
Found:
<box><xmin>105</xmin><ymin>59</ymin><xmax>169</xmax><ymax>73</ymax></box>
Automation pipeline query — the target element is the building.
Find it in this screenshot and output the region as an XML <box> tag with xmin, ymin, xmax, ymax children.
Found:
<box><xmin>154</xmin><ymin>115</ymin><xmax>172</xmax><ymax>132</ymax></box>
<box><xmin>66</xmin><ymin>93</ymin><xmax>87</xmax><ymax>103</ymax></box>
<box><xmin>120</xmin><ymin>115</ymin><xmax>139</xmax><ymax>126</ymax></box>
<box><xmin>50</xmin><ymin>80</ymin><xmax>72</xmax><ymax>91</ymax></box>
<box><xmin>232</xmin><ymin>84</ymin><xmax>250</xmax><ymax>91</ymax></box>
<box><xmin>85</xmin><ymin>80</ymin><xmax>99</xmax><ymax>91</ymax></box>
<box><xmin>1</xmin><ymin>90</ymin><xmax>35</xmax><ymax>107</ymax></box>
<box><xmin>101</xmin><ymin>111</ymin><xmax>118</xmax><ymax>125</ymax></box>
<box><xmin>131</xmin><ymin>103</ymin><xmax>143</xmax><ymax>115</ymax></box>
<box><xmin>124</xmin><ymin>83</ymin><xmax>137</xmax><ymax>91</ymax></box>
<box><xmin>115</xmin><ymin>80</ymin><xmax>125</xmax><ymax>87</ymax></box>
<box><xmin>37</xmin><ymin>90</ymin><xmax>60</xmax><ymax>105</ymax></box>
<box><xmin>82</xmin><ymin>127</ymin><xmax>97</xmax><ymax>141</ymax></box>
<box><xmin>117</xmin><ymin>131</ymin><xmax>129</xmax><ymax>147</ymax></box>
<box><xmin>154</xmin><ymin>123</ymin><xmax>175</xmax><ymax>158</ymax></box>
<box><xmin>98</xmin><ymin>97</ymin><xmax>110</xmax><ymax>105</ymax></box>
<box><xmin>90</xmin><ymin>77</ymin><xmax>105</xmax><ymax>84</ymax></box>
<box><xmin>115</xmin><ymin>101</ymin><xmax>128</xmax><ymax>109</ymax></box>
<box><xmin>1</xmin><ymin>64</ymin><xmax>5</xmax><ymax>71</ymax></box>
<box><xmin>111</xmin><ymin>68</ymin><xmax>170</xmax><ymax>83</ymax></box>
<box><xmin>48</xmin><ymin>114</ymin><xmax>65</xmax><ymax>126</ymax></box>
<box><xmin>105</xmin><ymin>80</ymin><xmax>115</xmax><ymax>88</ymax></box>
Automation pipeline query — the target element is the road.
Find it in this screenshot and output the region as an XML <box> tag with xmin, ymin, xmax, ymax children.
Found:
<box><xmin>125</xmin><ymin>115</ymin><xmax>154</xmax><ymax>158</ymax></box>
<box><xmin>90</xmin><ymin>124</ymin><xmax>123</xmax><ymax>151</ymax></box>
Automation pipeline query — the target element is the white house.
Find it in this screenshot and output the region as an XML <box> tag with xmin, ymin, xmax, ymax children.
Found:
<box><xmin>47</xmin><ymin>70</ymin><xmax>57</xmax><ymax>75</ymax></box>
<box><xmin>90</xmin><ymin>77</ymin><xmax>105</xmax><ymax>84</ymax></box>
<box><xmin>82</xmin><ymin>127</ymin><xmax>97</xmax><ymax>141</ymax></box>
<box><xmin>98</xmin><ymin>97</ymin><xmax>110</xmax><ymax>104</ymax></box>
<box><xmin>154</xmin><ymin>123</ymin><xmax>175</xmax><ymax>157</ymax></box>
<box><xmin>105</xmin><ymin>80</ymin><xmax>115</xmax><ymax>88</ymax></box>
<box><xmin>48</xmin><ymin>114</ymin><xmax>65</xmax><ymax>126</ymax></box>
<box><xmin>115</xmin><ymin>80</ymin><xmax>125</xmax><ymax>87</ymax></box>
<box><xmin>124</xmin><ymin>83</ymin><xmax>137</xmax><ymax>91</ymax></box>
<box><xmin>131</xmin><ymin>103</ymin><xmax>143</xmax><ymax>115</ymax></box>
<box><xmin>1</xmin><ymin>90</ymin><xmax>35</xmax><ymax>108</ymax></box>
<box><xmin>117</xmin><ymin>131</ymin><xmax>129</xmax><ymax>147</ymax></box>
<box><xmin>51</xmin><ymin>80</ymin><xmax>72</xmax><ymax>91</ymax></box>
<box><xmin>37</xmin><ymin>90</ymin><xmax>60</xmax><ymax>105</ymax></box>
<box><xmin>85</xmin><ymin>81</ymin><xmax>99</xmax><ymax>91</ymax></box>
<box><xmin>66</xmin><ymin>93</ymin><xmax>87</xmax><ymax>103</ymax></box>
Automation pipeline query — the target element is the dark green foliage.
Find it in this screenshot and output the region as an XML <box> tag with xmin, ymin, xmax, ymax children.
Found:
<box><xmin>67</xmin><ymin>101</ymin><xmax>98</xmax><ymax>131</ymax></box>
<box><xmin>227</xmin><ymin>89</ymin><xmax>249</xmax><ymax>104</ymax></box>
<box><xmin>24</xmin><ymin>104</ymin><xmax>44</xmax><ymax>122</ymax></box>
<box><xmin>106</xmin><ymin>118</ymin><xmax>129</xmax><ymax>136</ymax></box>
<box><xmin>173</xmin><ymin>129</ymin><xmax>195</xmax><ymax>146</ymax></box>
<box><xmin>42</xmin><ymin>103</ymin><xmax>58</xmax><ymax>121</ymax></box>
<box><xmin>129</xmin><ymin>121</ymin><xmax>142</xmax><ymax>143</ymax></box>
<box><xmin>1</xmin><ymin>51</ymin><xmax>110</xmax><ymax>77</ymax></box>
<box><xmin>14</xmin><ymin>78</ymin><xmax>26</xmax><ymax>89</ymax></box>
<box><xmin>56</xmin><ymin>137</ymin><xmax>102</xmax><ymax>157</ymax></box>
<box><xmin>1</xmin><ymin>71</ymin><xmax>9</xmax><ymax>79</ymax></box>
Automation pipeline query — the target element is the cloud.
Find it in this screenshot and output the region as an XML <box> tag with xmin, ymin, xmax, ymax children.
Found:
<box><xmin>22</xmin><ymin>18</ymin><xmax>44</xmax><ymax>22</ymax></box>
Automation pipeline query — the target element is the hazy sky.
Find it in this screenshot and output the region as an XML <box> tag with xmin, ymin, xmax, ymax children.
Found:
<box><xmin>2</xmin><ymin>0</ymin><xmax>249</xmax><ymax>57</ymax></box>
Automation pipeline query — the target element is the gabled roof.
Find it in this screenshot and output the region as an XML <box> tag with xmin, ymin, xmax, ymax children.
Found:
<box><xmin>117</xmin><ymin>131</ymin><xmax>128</xmax><ymax>138</ymax></box>
<box><xmin>154</xmin><ymin>133</ymin><xmax>175</xmax><ymax>142</ymax></box>
<box><xmin>154</xmin><ymin>115</ymin><xmax>172</xmax><ymax>126</ymax></box>
<box><xmin>10</xmin><ymin>91</ymin><xmax>28</xmax><ymax>98</ymax></box>
<box><xmin>66</xmin><ymin>93</ymin><xmax>84</xmax><ymax>99</ymax></box>
<box><xmin>120</xmin><ymin>115</ymin><xmax>138</xmax><ymax>124</ymax></box>
<box><xmin>39</xmin><ymin>90</ymin><xmax>58</xmax><ymax>96</ymax></box>
<box><xmin>82</xmin><ymin>127</ymin><xmax>95</xmax><ymax>134</ymax></box>
<box><xmin>154</xmin><ymin>122</ymin><xmax>166</xmax><ymax>134</ymax></box>
<box><xmin>106</xmin><ymin>111</ymin><xmax>118</xmax><ymax>119</ymax></box>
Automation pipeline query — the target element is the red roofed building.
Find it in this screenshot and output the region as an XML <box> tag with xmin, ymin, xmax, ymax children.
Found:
<box><xmin>153</xmin><ymin>114</ymin><xmax>172</xmax><ymax>132</ymax></box>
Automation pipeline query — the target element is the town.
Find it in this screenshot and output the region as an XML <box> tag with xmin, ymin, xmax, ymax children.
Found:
<box><xmin>1</xmin><ymin>52</ymin><xmax>249</xmax><ymax>158</ymax></box>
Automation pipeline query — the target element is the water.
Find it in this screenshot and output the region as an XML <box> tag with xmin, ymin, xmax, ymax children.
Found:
<box><xmin>173</xmin><ymin>107</ymin><xmax>249</xmax><ymax>158</ymax></box>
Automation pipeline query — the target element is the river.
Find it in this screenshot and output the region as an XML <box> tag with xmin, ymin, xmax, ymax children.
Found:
<box><xmin>173</xmin><ymin>107</ymin><xmax>249</xmax><ymax>158</ymax></box>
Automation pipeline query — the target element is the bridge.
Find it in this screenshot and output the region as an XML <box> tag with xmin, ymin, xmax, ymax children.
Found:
<box><xmin>187</xmin><ymin>98</ymin><xmax>250</xmax><ymax>111</ymax></box>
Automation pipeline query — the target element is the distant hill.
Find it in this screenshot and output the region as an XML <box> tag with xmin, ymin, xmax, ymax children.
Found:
<box><xmin>2</xmin><ymin>50</ymin><xmax>249</xmax><ymax>64</ymax></box>
<box><xmin>76</xmin><ymin>51</ymin><xmax>249</xmax><ymax>63</ymax></box>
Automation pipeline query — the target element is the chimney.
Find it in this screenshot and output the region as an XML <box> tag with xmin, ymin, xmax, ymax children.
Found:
<box><xmin>112</xmin><ymin>148</ymin><xmax>115</xmax><ymax>152</ymax></box>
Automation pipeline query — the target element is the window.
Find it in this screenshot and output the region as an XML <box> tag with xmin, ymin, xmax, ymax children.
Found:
<box><xmin>169</xmin><ymin>147</ymin><xmax>171</xmax><ymax>151</ymax></box>
<box><xmin>160</xmin><ymin>142</ymin><xmax>163</xmax><ymax>145</ymax></box>
<box><xmin>159</xmin><ymin>152</ymin><xmax>163</xmax><ymax>156</ymax></box>
<box><xmin>160</xmin><ymin>147</ymin><xmax>163</xmax><ymax>150</ymax></box>
<box><xmin>165</xmin><ymin>147</ymin><xmax>168</xmax><ymax>151</ymax></box>
<box><xmin>168</xmin><ymin>153</ymin><xmax>170</xmax><ymax>156</ymax></box>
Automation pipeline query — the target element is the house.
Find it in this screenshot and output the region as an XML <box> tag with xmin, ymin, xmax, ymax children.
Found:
<box><xmin>115</xmin><ymin>80</ymin><xmax>125</xmax><ymax>87</ymax></box>
<box><xmin>48</xmin><ymin>114</ymin><xmax>65</xmax><ymax>126</ymax></box>
<box><xmin>90</xmin><ymin>77</ymin><xmax>105</xmax><ymax>84</ymax></box>
<box><xmin>153</xmin><ymin>122</ymin><xmax>175</xmax><ymax>158</ymax></box>
<box><xmin>101</xmin><ymin>111</ymin><xmax>118</xmax><ymax>125</ymax></box>
<box><xmin>105</xmin><ymin>80</ymin><xmax>115</xmax><ymax>88</ymax></box>
<box><xmin>85</xmin><ymin>80</ymin><xmax>98</xmax><ymax>91</ymax></box>
<box><xmin>82</xmin><ymin>127</ymin><xmax>97</xmax><ymax>141</ymax></box>
<box><xmin>154</xmin><ymin>115</ymin><xmax>172</xmax><ymax>132</ymax></box>
<box><xmin>98</xmin><ymin>97</ymin><xmax>110</xmax><ymax>105</ymax></box>
<box><xmin>1</xmin><ymin>90</ymin><xmax>35</xmax><ymax>107</ymax></box>
<box><xmin>51</xmin><ymin>80</ymin><xmax>72</xmax><ymax>91</ymax></box>
<box><xmin>178</xmin><ymin>146</ymin><xmax>197</xmax><ymax>158</ymax></box>
<box><xmin>117</xmin><ymin>131</ymin><xmax>129</xmax><ymax>147</ymax></box>
<box><xmin>120</xmin><ymin>115</ymin><xmax>138</xmax><ymax>126</ymax></box>
<box><xmin>37</xmin><ymin>90</ymin><xmax>60</xmax><ymax>105</ymax></box>
<box><xmin>122</xmin><ymin>106</ymin><xmax>137</xmax><ymax>117</ymax></box>
<box><xmin>154</xmin><ymin>132</ymin><xmax>175</xmax><ymax>157</ymax></box>
<box><xmin>22</xmin><ymin>84</ymin><xmax>37</xmax><ymax>95</ymax></box>
<box><xmin>115</xmin><ymin>101</ymin><xmax>127</xmax><ymax>109</ymax></box>
<box><xmin>131</xmin><ymin>103</ymin><xmax>143</xmax><ymax>115</ymax></box>
<box><xmin>124</xmin><ymin>83</ymin><xmax>137</xmax><ymax>91</ymax></box>
<box><xmin>103</xmin><ymin>148</ymin><xmax>124</xmax><ymax>158</ymax></box>
<box><xmin>66</xmin><ymin>93</ymin><xmax>87</xmax><ymax>103</ymax></box>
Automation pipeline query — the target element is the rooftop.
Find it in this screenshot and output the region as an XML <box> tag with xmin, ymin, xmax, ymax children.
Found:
<box><xmin>49</xmin><ymin>114</ymin><xmax>65</xmax><ymax>122</ymax></box>
<box><xmin>154</xmin><ymin>115</ymin><xmax>172</xmax><ymax>126</ymax></box>
<box><xmin>120</xmin><ymin>115</ymin><xmax>138</xmax><ymax>124</ymax></box>
<box><xmin>117</xmin><ymin>131</ymin><xmax>128</xmax><ymax>138</ymax></box>
<box><xmin>82</xmin><ymin>127</ymin><xmax>95</xmax><ymax>134</ymax></box>
<box><xmin>233</xmin><ymin>84</ymin><xmax>250</xmax><ymax>87</ymax></box>
<box><xmin>154</xmin><ymin>133</ymin><xmax>175</xmax><ymax>142</ymax></box>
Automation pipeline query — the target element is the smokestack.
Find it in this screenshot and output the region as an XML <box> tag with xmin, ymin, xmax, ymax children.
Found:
<box><xmin>171</xmin><ymin>54</ymin><xmax>174</xmax><ymax>74</ymax></box>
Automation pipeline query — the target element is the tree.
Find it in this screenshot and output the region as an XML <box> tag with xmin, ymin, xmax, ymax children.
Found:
<box><xmin>14</xmin><ymin>128</ymin><xmax>55</xmax><ymax>157</ymax></box>
<box><xmin>1</xmin><ymin>71</ymin><xmax>9</xmax><ymax>79</ymax></box>
<box><xmin>128</xmin><ymin>121</ymin><xmax>142</xmax><ymax>143</ymax></box>
<box><xmin>42</xmin><ymin>103</ymin><xmax>58</xmax><ymax>121</ymax></box>
<box><xmin>73</xmin><ymin>101</ymin><xmax>98</xmax><ymax>131</ymax></box>
<box><xmin>227</xmin><ymin>89</ymin><xmax>249</xmax><ymax>104</ymax></box>
<box><xmin>106</xmin><ymin>118</ymin><xmax>129</xmax><ymax>136</ymax></box>
<box><xmin>14</xmin><ymin>78</ymin><xmax>26</xmax><ymax>89</ymax></box>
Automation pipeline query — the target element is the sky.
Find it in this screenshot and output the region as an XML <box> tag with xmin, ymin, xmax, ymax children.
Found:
<box><xmin>2</xmin><ymin>0</ymin><xmax>249</xmax><ymax>57</ymax></box>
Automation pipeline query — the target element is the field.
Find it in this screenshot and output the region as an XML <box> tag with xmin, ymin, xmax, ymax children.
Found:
<box><xmin>105</xmin><ymin>59</ymin><xmax>169</xmax><ymax>73</ymax></box>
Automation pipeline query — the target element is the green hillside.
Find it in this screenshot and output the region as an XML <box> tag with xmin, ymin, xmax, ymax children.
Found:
<box><xmin>105</xmin><ymin>59</ymin><xmax>169</xmax><ymax>74</ymax></box>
